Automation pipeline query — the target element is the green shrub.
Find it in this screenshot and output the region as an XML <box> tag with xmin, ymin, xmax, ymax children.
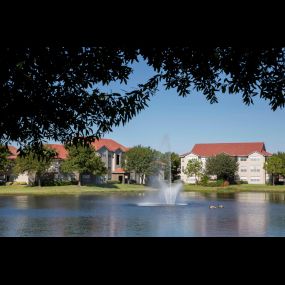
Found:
<box><xmin>56</xmin><ymin>180</ymin><xmax>77</xmax><ymax>186</ymax></box>
<box><xmin>236</xmin><ymin>180</ymin><xmax>248</xmax><ymax>185</ymax></box>
<box><xmin>12</xmin><ymin>181</ymin><xmax>27</xmax><ymax>185</ymax></box>
<box><xmin>42</xmin><ymin>179</ymin><xmax>77</xmax><ymax>186</ymax></box>
<box><xmin>199</xmin><ymin>174</ymin><xmax>209</xmax><ymax>186</ymax></box>
<box><xmin>5</xmin><ymin>182</ymin><xmax>13</xmax><ymax>186</ymax></box>
<box><xmin>107</xmin><ymin>180</ymin><xmax>120</xmax><ymax>184</ymax></box>
<box><xmin>205</xmin><ymin>179</ymin><xmax>224</xmax><ymax>187</ymax></box>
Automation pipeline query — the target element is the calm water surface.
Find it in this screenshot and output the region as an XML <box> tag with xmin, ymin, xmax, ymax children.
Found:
<box><xmin>1</xmin><ymin>191</ymin><xmax>285</xmax><ymax>236</ymax></box>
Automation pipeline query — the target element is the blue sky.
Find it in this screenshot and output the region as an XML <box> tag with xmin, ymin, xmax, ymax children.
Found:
<box><xmin>97</xmin><ymin>59</ymin><xmax>285</xmax><ymax>155</ymax></box>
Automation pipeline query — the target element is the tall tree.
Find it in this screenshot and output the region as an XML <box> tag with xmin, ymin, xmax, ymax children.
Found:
<box><xmin>161</xmin><ymin>152</ymin><xmax>181</xmax><ymax>182</ymax></box>
<box><xmin>264</xmin><ymin>155</ymin><xmax>284</xmax><ymax>185</ymax></box>
<box><xmin>0</xmin><ymin>146</ymin><xmax>14</xmax><ymax>179</ymax></box>
<box><xmin>13</xmin><ymin>146</ymin><xmax>58</xmax><ymax>186</ymax></box>
<box><xmin>122</xmin><ymin>145</ymin><xmax>158</xmax><ymax>184</ymax></box>
<box><xmin>184</xmin><ymin>159</ymin><xmax>203</xmax><ymax>185</ymax></box>
<box><xmin>276</xmin><ymin>152</ymin><xmax>285</xmax><ymax>173</ymax></box>
<box><xmin>60</xmin><ymin>145</ymin><xmax>107</xmax><ymax>186</ymax></box>
<box><xmin>0</xmin><ymin>48</ymin><xmax>284</xmax><ymax>151</ymax></box>
<box><xmin>205</xmin><ymin>153</ymin><xmax>238</xmax><ymax>182</ymax></box>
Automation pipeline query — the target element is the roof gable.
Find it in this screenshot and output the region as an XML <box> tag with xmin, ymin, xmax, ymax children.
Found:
<box><xmin>7</xmin><ymin>146</ymin><xmax>18</xmax><ymax>159</ymax></box>
<box><xmin>92</xmin><ymin>138</ymin><xmax>128</xmax><ymax>152</ymax></box>
<box><xmin>47</xmin><ymin>144</ymin><xmax>68</xmax><ymax>159</ymax></box>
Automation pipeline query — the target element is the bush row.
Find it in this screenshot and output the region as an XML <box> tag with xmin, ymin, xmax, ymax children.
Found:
<box><xmin>40</xmin><ymin>180</ymin><xmax>78</xmax><ymax>186</ymax></box>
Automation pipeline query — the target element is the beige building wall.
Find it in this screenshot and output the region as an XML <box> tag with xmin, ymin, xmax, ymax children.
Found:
<box><xmin>97</xmin><ymin>147</ymin><xmax>125</xmax><ymax>181</ymax></box>
<box><xmin>181</xmin><ymin>151</ymin><xmax>269</xmax><ymax>185</ymax></box>
<box><xmin>180</xmin><ymin>153</ymin><xmax>199</xmax><ymax>184</ymax></box>
<box><xmin>237</xmin><ymin>152</ymin><xmax>268</xmax><ymax>184</ymax></box>
<box><xmin>12</xmin><ymin>172</ymin><xmax>31</xmax><ymax>184</ymax></box>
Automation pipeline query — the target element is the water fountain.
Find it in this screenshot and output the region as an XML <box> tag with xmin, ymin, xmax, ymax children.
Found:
<box><xmin>137</xmin><ymin>136</ymin><xmax>186</xmax><ymax>206</ymax></box>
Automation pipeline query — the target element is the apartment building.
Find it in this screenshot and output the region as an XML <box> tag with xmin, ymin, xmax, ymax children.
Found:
<box><xmin>6</xmin><ymin>138</ymin><xmax>130</xmax><ymax>184</ymax></box>
<box><xmin>180</xmin><ymin>142</ymin><xmax>272</xmax><ymax>184</ymax></box>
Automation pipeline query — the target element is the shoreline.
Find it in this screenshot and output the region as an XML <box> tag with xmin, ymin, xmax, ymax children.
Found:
<box><xmin>183</xmin><ymin>184</ymin><xmax>285</xmax><ymax>193</ymax></box>
<box><xmin>0</xmin><ymin>184</ymin><xmax>152</xmax><ymax>196</ymax></box>
<box><xmin>1</xmin><ymin>183</ymin><xmax>285</xmax><ymax>196</ymax></box>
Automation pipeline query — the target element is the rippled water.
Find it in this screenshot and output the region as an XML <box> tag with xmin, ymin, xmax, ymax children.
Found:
<box><xmin>1</xmin><ymin>191</ymin><xmax>285</xmax><ymax>236</ymax></box>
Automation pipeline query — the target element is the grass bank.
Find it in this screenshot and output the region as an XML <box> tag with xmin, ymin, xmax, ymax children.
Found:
<box><xmin>2</xmin><ymin>183</ymin><xmax>285</xmax><ymax>196</ymax></box>
<box><xmin>0</xmin><ymin>183</ymin><xmax>153</xmax><ymax>196</ymax></box>
<box><xmin>183</xmin><ymin>184</ymin><xmax>285</xmax><ymax>193</ymax></box>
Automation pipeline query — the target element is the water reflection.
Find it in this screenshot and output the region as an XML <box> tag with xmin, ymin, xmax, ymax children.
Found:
<box><xmin>0</xmin><ymin>192</ymin><xmax>285</xmax><ymax>236</ymax></box>
<box><xmin>265</xmin><ymin>193</ymin><xmax>285</xmax><ymax>204</ymax></box>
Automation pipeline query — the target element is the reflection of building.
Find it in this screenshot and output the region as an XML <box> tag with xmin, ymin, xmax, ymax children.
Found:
<box><xmin>180</xmin><ymin>142</ymin><xmax>272</xmax><ymax>184</ymax></box>
<box><xmin>6</xmin><ymin>138</ymin><xmax>130</xmax><ymax>184</ymax></box>
<box><xmin>236</xmin><ymin>192</ymin><xmax>268</xmax><ymax>236</ymax></box>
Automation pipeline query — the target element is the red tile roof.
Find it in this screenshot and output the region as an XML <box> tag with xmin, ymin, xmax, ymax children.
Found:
<box><xmin>6</xmin><ymin>139</ymin><xmax>128</xmax><ymax>161</ymax></box>
<box><xmin>7</xmin><ymin>145</ymin><xmax>68</xmax><ymax>160</ymax></box>
<box><xmin>48</xmin><ymin>139</ymin><xmax>128</xmax><ymax>159</ymax></box>
<box><xmin>113</xmin><ymin>168</ymin><xmax>127</xmax><ymax>173</ymax></box>
<box><xmin>7</xmin><ymin>146</ymin><xmax>18</xmax><ymax>159</ymax></box>
<box><xmin>92</xmin><ymin>138</ymin><xmax>128</xmax><ymax>152</ymax></box>
<box><xmin>182</xmin><ymin>142</ymin><xmax>272</xmax><ymax>157</ymax></box>
<box><xmin>47</xmin><ymin>144</ymin><xmax>68</xmax><ymax>160</ymax></box>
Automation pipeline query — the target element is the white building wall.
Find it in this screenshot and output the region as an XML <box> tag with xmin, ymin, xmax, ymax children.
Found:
<box><xmin>181</xmin><ymin>151</ymin><xmax>268</xmax><ymax>185</ymax></box>
<box><xmin>180</xmin><ymin>153</ymin><xmax>200</xmax><ymax>184</ymax></box>
<box><xmin>236</xmin><ymin>152</ymin><xmax>267</xmax><ymax>184</ymax></box>
<box><xmin>13</xmin><ymin>172</ymin><xmax>30</xmax><ymax>184</ymax></box>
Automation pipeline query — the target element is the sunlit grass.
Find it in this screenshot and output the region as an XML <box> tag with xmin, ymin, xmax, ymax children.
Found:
<box><xmin>183</xmin><ymin>183</ymin><xmax>285</xmax><ymax>193</ymax></box>
<box><xmin>2</xmin><ymin>183</ymin><xmax>285</xmax><ymax>196</ymax></box>
<box><xmin>0</xmin><ymin>184</ymin><xmax>152</xmax><ymax>195</ymax></box>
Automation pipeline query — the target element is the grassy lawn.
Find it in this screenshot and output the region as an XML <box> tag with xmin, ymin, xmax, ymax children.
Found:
<box><xmin>0</xmin><ymin>183</ymin><xmax>153</xmax><ymax>196</ymax></box>
<box><xmin>183</xmin><ymin>183</ymin><xmax>285</xmax><ymax>193</ymax></box>
<box><xmin>2</xmin><ymin>183</ymin><xmax>285</xmax><ymax>196</ymax></box>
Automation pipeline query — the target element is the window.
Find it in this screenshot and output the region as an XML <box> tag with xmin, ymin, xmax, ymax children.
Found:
<box><xmin>240</xmin><ymin>176</ymin><xmax>247</xmax><ymax>181</ymax></box>
<box><xmin>240</xmin><ymin>168</ymin><xmax>247</xmax><ymax>172</ymax></box>
<box><xmin>240</xmin><ymin>157</ymin><xmax>247</xmax><ymax>161</ymax></box>
<box><xmin>250</xmin><ymin>177</ymin><xmax>260</xmax><ymax>182</ymax></box>
<box><xmin>250</xmin><ymin>166</ymin><xmax>260</xmax><ymax>172</ymax></box>
<box><xmin>250</xmin><ymin>157</ymin><xmax>260</xmax><ymax>161</ymax></box>
<box><xmin>116</xmin><ymin>154</ymin><xmax>120</xmax><ymax>165</ymax></box>
<box><xmin>182</xmin><ymin>166</ymin><xmax>184</xmax><ymax>172</ymax></box>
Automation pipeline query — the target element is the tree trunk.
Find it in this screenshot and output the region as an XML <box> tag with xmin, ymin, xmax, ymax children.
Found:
<box><xmin>78</xmin><ymin>173</ymin><xmax>82</xmax><ymax>187</ymax></box>
<box><xmin>38</xmin><ymin>177</ymin><xmax>41</xmax><ymax>187</ymax></box>
<box><xmin>272</xmin><ymin>173</ymin><xmax>275</xmax><ymax>186</ymax></box>
<box><xmin>140</xmin><ymin>174</ymin><xmax>144</xmax><ymax>184</ymax></box>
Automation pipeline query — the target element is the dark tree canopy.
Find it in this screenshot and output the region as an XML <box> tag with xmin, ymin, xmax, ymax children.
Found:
<box><xmin>13</xmin><ymin>146</ymin><xmax>58</xmax><ymax>186</ymax></box>
<box><xmin>60</xmin><ymin>144</ymin><xmax>107</xmax><ymax>186</ymax></box>
<box><xmin>0</xmin><ymin>145</ymin><xmax>14</xmax><ymax>176</ymax></box>
<box><xmin>122</xmin><ymin>145</ymin><xmax>158</xmax><ymax>184</ymax></box>
<box><xmin>1</xmin><ymin>48</ymin><xmax>284</xmax><ymax>151</ymax></box>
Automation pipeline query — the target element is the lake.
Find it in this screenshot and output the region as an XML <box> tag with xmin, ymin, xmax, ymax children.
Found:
<box><xmin>1</xmin><ymin>191</ymin><xmax>285</xmax><ymax>236</ymax></box>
